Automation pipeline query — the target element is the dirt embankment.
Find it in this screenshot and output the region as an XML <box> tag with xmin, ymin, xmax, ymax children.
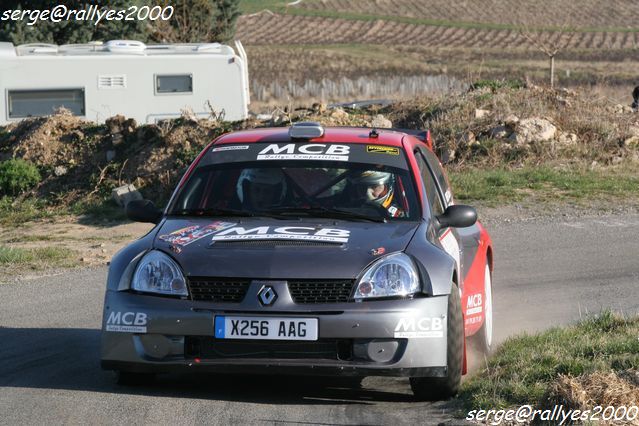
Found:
<box><xmin>0</xmin><ymin>84</ymin><xmax>638</xmax><ymax>209</ymax></box>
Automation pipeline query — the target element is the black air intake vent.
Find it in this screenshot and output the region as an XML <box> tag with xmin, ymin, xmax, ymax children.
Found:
<box><xmin>287</xmin><ymin>280</ymin><xmax>355</xmax><ymax>304</ymax></box>
<box><xmin>188</xmin><ymin>277</ymin><xmax>250</xmax><ymax>302</ymax></box>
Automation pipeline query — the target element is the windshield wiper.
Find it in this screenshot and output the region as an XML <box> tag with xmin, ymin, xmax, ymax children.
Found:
<box><xmin>267</xmin><ymin>206</ymin><xmax>386</xmax><ymax>223</ymax></box>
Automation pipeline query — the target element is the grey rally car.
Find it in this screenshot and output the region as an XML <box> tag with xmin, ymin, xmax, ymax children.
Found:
<box><xmin>101</xmin><ymin>122</ymin><xmax>494</xmax><ymax>400</ymax></box>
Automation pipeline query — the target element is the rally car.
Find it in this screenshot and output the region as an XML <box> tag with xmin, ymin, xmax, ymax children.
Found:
<box><xmin>101</xmin><ymin>122</ymin><xmax>494</xmax><ymax>400</ymax></box>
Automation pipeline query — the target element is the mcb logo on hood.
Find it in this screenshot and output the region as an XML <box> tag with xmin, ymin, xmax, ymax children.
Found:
<box><xmin>211</xmin><ymin>226</ymin><xmax>350</xmax><ymax>243</ymax></box>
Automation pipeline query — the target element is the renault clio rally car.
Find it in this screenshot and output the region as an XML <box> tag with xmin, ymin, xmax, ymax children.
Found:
<box><xmin>101</xmin><ymin>122</ymin><xmax>494</xmax><ymax>400</ymax></box>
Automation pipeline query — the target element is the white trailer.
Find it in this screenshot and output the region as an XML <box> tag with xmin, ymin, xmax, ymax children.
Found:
<box><xmin>0</xmin><ymin>40</ymin><xmax>250</xmax><ymax>124</ymax></box>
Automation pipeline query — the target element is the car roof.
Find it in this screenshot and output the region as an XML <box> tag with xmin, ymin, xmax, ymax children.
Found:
<box><xmin>214</xmin><ymin>127</ymin><xmax>410</xmax><ymax>147</ymax></box>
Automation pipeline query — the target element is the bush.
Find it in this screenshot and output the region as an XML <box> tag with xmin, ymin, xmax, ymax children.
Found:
<box><xmin>0</xmin><ymin>159</ymin><xmax>41</xmax><ymax>196</ymax></box>
<box><xmin>470</xmin><ymin>78</ymin><xmax>525</xmax><ymax>91</ymax></box>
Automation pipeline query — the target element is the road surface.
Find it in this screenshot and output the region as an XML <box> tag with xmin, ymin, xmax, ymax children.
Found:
<box><xmin>1</xmin><ymin>214</ymin><xmax>638</xmax><ymax>425</ymax></box>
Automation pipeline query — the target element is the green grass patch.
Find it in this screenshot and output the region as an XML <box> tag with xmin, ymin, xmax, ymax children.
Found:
<box><xmin>0</xmin><ymin>196</ymin><xmax>128</xmax><ymax>226</ymax></box>
<box><xmin>0</xmin><ymin>245</ymin><xmax>77</xmax><ymax>269</ymax></box>
<box><xmin>0</xmin><ymin>197</ymin><xmax>57</xmax><ymax>226</ymax></box>
<box><xmin>459</xmin><ymin>311</ymin><xmax>639</xmax><ymax>410</ymax></box>
<box><xmin>68</xmin><ymin>199</ymin><xmax>128</xmax><ymax>223</ymax></box>
<box><xmin>449</xmin><ymin>166</ymin><xmax>639</xmax><ymax>207</ymax></box>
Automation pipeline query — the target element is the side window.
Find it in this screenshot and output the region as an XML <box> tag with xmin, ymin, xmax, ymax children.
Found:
<box><xmin>8</xmin><ymin>88</ymin><xmax>85</xmax><ymax>118</ymax></box>
<box><xmin>414</xmin><ymin>150</ymin><xmax>444</xmax><ymax>216</ymax></box>
<box><xmin>422</xmin><ymin>148</ymin><xmax>453</xmax><ymax>205</ymax></box>
<box><xmin>155</xmin><ymin>74</ymin><xmax>193</xmax><ymax>94</ymax></box>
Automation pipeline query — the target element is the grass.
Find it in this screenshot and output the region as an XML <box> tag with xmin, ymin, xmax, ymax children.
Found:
<box><xmin>68</xmin><ymin>199</ymin><xmax>128</xmax><ymax>223</ymax></box>
<box><xmin>458</xmin><ymin>311</ymin><xmax>639</xmax><ymax>410</ymax></box>
<box><xmin>449</xmin><ymin>166</ymin><xmax>639</xmax><ymax>207</ymax></box>
<box><xmin>0</xmin><ymin>196</ymin><xmax>128</xmax><ymax>227</ymax></box>
<box><xmin>0</xmin><ymin>245</ymin><xmax>78</xmax><ymax>270</ymax></box>
<box><xmin>0</xmin><ymin>197</ymin><xmax>57</xmax><ymax>226</ymax></box>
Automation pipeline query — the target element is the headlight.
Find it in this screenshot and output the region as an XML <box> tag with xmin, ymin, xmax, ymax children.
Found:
<box><xmin>354</xmin><ymin>252</ymin><xmax>420</xmax><ymax>300</ymax></box>
<box><xmin>131</xmin><ymin>250</ymin><xmax>188</xmax><ymax>297</ymax></box>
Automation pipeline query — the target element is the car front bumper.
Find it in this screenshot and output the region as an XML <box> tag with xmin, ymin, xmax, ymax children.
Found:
<box><xmin>100</xmin><ymin>287</ymin><xmax>450</xmax><ymax>378</ymax></box>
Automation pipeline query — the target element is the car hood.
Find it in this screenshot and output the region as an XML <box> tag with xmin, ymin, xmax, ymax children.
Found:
<box><xmin>154</xmin><ymin>217</ymin><xmax>420</xmax><ymax>279</ymax></box>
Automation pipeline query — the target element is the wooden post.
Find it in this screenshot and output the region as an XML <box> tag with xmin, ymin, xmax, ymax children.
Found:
<box><xmin>549</xmin><ymin>55</ymin><xmax>555</xmax><ymax>88</ymax></box>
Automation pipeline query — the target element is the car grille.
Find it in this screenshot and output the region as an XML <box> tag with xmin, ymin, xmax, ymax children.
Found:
<box><xmin>188</xmin><ymin>277</ymin><xmax>250</xmax><ymax>302</ymax></box>
<box><xmin>287</xmin><ymin>280</ymin><xmax>355</xmax><ymax>304</ymax></box>
<box><xmin>185</xmin><ymin>337</ymin><xmax>353</xmax><ymax>361</ymax></box>
<box><xmin>187</xmin><ymin>278</ymin><xmax>355</xmax><ymax>304</ymax></box>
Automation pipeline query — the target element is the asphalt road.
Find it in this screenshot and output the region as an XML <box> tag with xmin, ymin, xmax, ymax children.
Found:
<box><xmin>1</xmin><ymin>214</ymin><xmax>639</xmax><ymax>425</ymax></box>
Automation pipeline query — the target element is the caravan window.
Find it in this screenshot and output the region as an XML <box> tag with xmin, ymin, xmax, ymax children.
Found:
<box><xmin>8</xmin><ymin>88</ymin><xmax>85</xmax><ymax>118</ymax></box>
<box><xmin>155</xmin><ymin>74</ymin><xmax>192</xmax><ymax>94</ymax></box>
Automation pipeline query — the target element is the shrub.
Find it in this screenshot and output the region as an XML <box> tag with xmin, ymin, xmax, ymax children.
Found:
<box><xmin>470</xmin><ymin>78</ymin><xmax>525</xmax><ymax>91</ymax></box>
<box><xmin>0</xmin><ymin>159</ymin><xmax>41</xmax><ymax>196</ymax></box>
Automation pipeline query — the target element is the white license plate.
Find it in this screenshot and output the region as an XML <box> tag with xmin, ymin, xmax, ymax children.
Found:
<box><xmin>214</xmin><ymin>316</ymin><xmax>318</xmax><ymax>341</ymax></box>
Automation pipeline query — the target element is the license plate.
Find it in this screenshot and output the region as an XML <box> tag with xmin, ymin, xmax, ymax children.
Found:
<box><xmin>214</xmin><ymin>316</ymin><xmax>318</xmax><ymax>341</ymax></box>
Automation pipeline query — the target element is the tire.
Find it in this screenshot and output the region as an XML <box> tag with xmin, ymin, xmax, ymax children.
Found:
<box><xmin>116</xmin><ymin>371</ymin><xmax>156</xmax><ymax>386</ymax></box>
<box><xmin>471</xmin><ymin>262</ymin><xmax>493</xmax><ymax>355</ymax></box>
<box><xmin>410</xmin><ymin>283</ymin><xmax>463</xmax><ymax>401</ymax></box>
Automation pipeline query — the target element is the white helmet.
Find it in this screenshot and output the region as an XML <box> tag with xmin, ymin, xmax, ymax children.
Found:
<box><xmin>236</xmin><ymin>168</ymin><xmax>287</xmax><ymax>205</ymax></box>
<box><xmin>348</xmin><ymin>170</ymin><xmax>394</xmax><ymax>206</ymax></box>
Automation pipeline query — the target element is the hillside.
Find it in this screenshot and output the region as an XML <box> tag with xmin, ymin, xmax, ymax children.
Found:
<box><xmin>237</xmin><ymin>1</ymin><xmax>639</xmax><ymax>105</ymax></box>
<box><xmin>272</xmin><ymin>0</ymin><xmax>639</xmax><ymax>31</ymax></box>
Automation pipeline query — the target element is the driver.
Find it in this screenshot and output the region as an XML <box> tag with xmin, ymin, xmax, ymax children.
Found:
<box><xmin>236</xmin><ymin>168</ymin><xmax>287</xmax><ymax>210</ymax></box>
<box><xmin>348</xmin><ymin>170</ymin><xmax>405</xmax><ymax>218</ymax></box>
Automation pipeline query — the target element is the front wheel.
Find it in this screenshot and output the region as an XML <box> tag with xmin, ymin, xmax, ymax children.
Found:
<box><xmin>410</xmin><ymin>283</ymin><xmax>463</xmax><ymax>400</ymax></box>
<box><xmin>471</xmin><ymin>262</ymin><xmax>493</xmax><ymax>355</ymax></box>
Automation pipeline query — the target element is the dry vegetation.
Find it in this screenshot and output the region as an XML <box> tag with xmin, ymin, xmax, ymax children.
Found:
<box><xmin>1</xmin><ymin>84</ymin><xmax>639</xmax><ymax>213</ymax></box>
<box><xmin>459</xmin><ymin>311</ymin><xmax>639</xmax><ymax>419</ymax></box>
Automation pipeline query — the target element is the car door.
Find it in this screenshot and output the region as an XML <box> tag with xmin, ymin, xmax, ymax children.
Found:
<box><xmin>419</xmin><ymin>148</ymin><xmax>487</xmax><ymax>331</ymax></box>
<box><xmin>413</xmin><ymin>149</ymin><xmax>462</xmax><ymax>283</ymax></box>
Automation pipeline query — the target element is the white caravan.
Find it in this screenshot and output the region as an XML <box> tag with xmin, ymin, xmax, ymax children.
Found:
<box><xmin>0</xmin><ymin>40</ymin><xmax>250</xmax><ymax>124</ymax></box>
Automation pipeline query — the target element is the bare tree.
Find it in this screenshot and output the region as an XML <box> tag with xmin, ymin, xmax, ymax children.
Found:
<box><xmin>512</xmin><ymin>5</ymin><xmax>575</xmax><ymax>88</ymax></box>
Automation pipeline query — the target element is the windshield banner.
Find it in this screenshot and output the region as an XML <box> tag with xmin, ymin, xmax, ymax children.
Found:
<box><xmin>202</xmin><ymin>143</ymin><xmax>408</xmax><ymax>169</ymax></box>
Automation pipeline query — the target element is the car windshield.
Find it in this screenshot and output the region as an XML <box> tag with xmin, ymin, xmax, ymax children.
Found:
<box><xmin>169</xmin><ymin>160</ymin><xmax>420</xmax><ymax>221</ymax></box>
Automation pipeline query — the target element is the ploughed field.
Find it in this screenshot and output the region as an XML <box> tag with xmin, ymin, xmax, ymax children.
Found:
<box><xmin>294</xmin><ymin>0</ymin><xmax>639</xmax><ymax>30</ymax></box>
<box><xmin>237</xmin><ymin>13</ymin><xmax>639</xmax><ymax>49</ymax></box>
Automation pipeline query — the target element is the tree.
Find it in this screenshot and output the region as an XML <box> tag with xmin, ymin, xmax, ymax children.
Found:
<box><xmin>512</xmin><ymin>6</ymin><xmax>575</xmax><ymax>89</ymax></box>
<box><xmin>148</xmin><ymin>0</ymin><xmax>241</xmax><ymax>43</ymax></box>
<box><xmin>0</xmin><ymin>1</ymin><xmax>146</xmax><ymax>45</ymax></box>
<box><xmin>518</xmin><ymin>26</ymin><xmax>573</xmax><ymax>89</ymax></box>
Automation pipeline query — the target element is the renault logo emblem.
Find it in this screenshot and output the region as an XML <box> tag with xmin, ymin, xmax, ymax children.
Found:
<box><xmin>258</xmin><ymin>285</ymin><xmax>277</xmax><ymax>306</ymax></box>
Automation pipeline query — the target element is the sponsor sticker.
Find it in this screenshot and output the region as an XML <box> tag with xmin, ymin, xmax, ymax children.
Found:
<box><xmin>211</xmin><ymin>145</ymin><xmax>249</xmax><ymax>152</ymax></box>
<box><xmin>211</xmin><ymin>226</ymin><xmax>350</xmax><ymax>243</ymax></box>
<box><xmin>465</xmin><ymin>316</ymin><xmax>482</xmax><ymax>325</ymax></box>
<box><xmin>444</xmin><ymin>189</ymin><xmax>453</xmax><ymax>204</ymax></box>
<box><xmin>367</xmin><ymin>145</ymin><xmax>400</xmax><ymax>155</ymax></box>
<box><xmin>439</xmin><ymin>228</ymin><xmax>460</xmax><ymax>272</ymax></box>
<box><xmin>466</xmin><ymin>293</ymin><xmax>483</xmax><ymax>315</ymax></box>
<box><xmin>256</xmin><ymin>143</ymin><xmax>350</xmax><ymax>161</ymax></box>
<box><xmin>159</xmin><ymin>221</ymin><xmax>236</xmax><ymax>246</ymax></box>
<box><xmin>370</xmin><ymin>247</ymin><xmax>386</xmax><ymax>256</ymax></box>
<box><xmin>394</xmin><ymin>317</ymin><xmax>444</xmax><ymax>338</ymax></box>
<box><xmin>106</xmin><ymin>311</ymin><xmax>148</xmax><ymax>333</ymax></box>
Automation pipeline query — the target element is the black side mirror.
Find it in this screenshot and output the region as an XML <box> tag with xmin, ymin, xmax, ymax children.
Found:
<box><xmin>436</xmin><ymin>205</ymin><xmax>477</xmax><ymax>229</ymax></box>
<box><xmin>126</xmin><ymin>199</ymin><xmax>162</xmax><ymax>224</ymax></box>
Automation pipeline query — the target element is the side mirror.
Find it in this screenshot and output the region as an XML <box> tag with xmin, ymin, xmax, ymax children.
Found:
<box><xmin>436</xmin><ymin>205</ymin><xmax>477</xmax><ymax>229</ymax></box>
<box><xmin>126</xmin><ymin>199</ymin><xmax>162</xmax><ymax>224</ymax></box>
